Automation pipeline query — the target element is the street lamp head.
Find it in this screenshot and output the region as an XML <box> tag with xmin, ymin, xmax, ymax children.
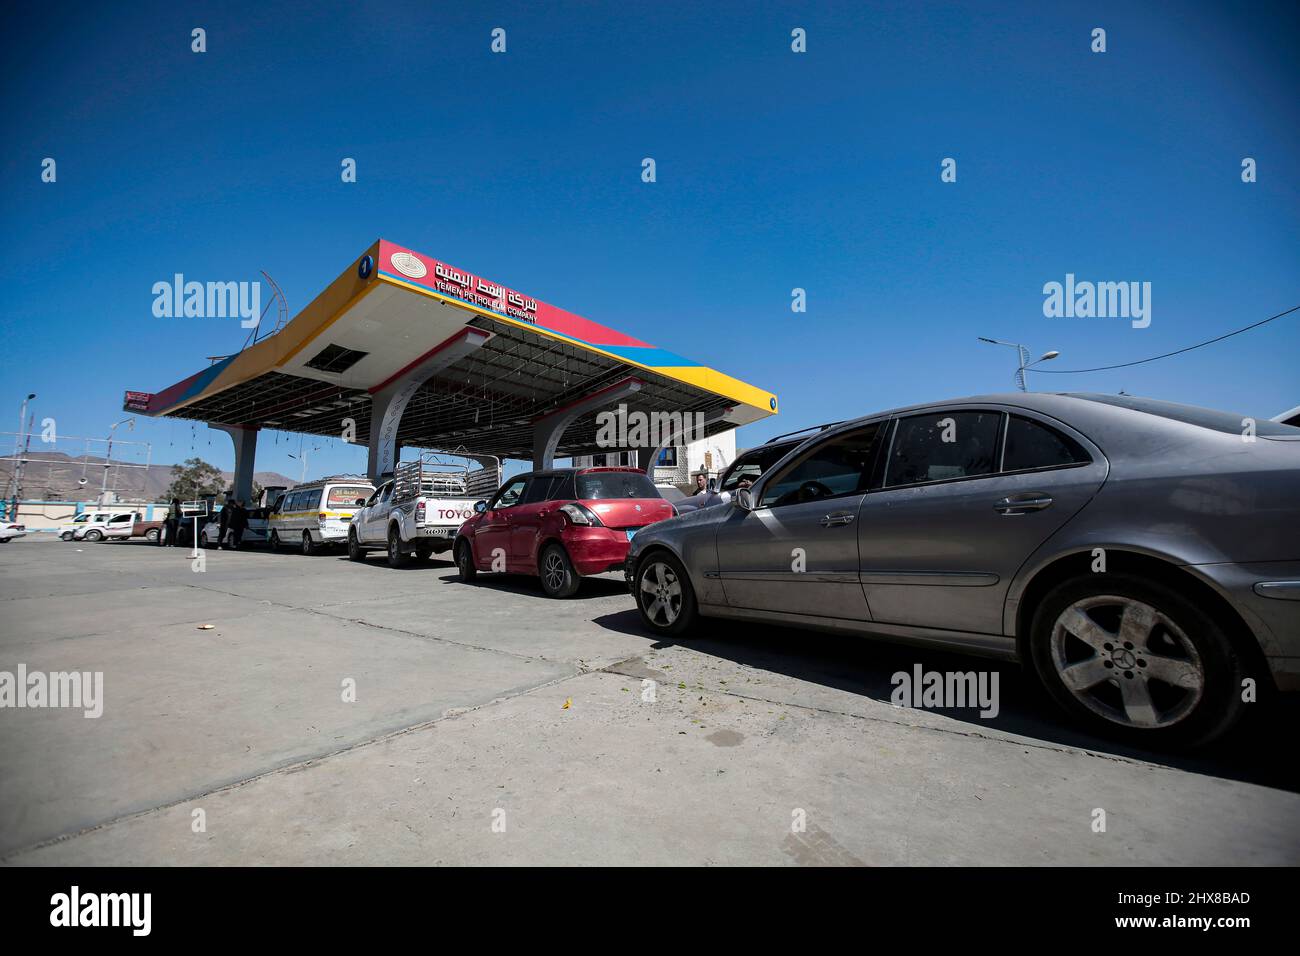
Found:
<box><xmin>1038</xmin><ymin>350</ymin><xmax>1060</xmax><ymax>362</ymax></box>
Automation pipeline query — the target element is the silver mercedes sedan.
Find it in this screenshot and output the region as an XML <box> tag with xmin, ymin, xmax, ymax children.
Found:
<box><xmin>625</xmin><ymin>393</ymin><xmax>1300</xmax><ymax>747</ymax></box>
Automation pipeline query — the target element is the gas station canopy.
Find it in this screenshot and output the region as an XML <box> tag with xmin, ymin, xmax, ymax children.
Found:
<box><xmin>127</xmin><ymin>240</ymin><xmax>777</xmax><ymax>481</ymax></box>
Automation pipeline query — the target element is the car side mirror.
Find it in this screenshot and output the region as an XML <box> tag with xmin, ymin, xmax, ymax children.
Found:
<box><xmin>355</xmin><ymin>498</ymin><xmax>365</xmax><ymax>507</ymax></box>
<box><xmin>474</xmin><ymin>500</ymin><xmax>488</xmax><ymax>514</ymax></box>
<box><xmin>734</xmin><ymin>489</ymin><xmax>755</xmax><ymax>511</ymax></box>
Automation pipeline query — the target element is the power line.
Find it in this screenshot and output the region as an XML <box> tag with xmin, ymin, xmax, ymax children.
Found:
<box><xmin>1034</xmin><ymin>303</ymin><xmax>1299</xmax><ymax>374</ymax></box>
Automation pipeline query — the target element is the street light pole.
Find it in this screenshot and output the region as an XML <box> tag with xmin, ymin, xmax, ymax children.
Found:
<box><xmin>100</xmin><ymin>417</ymin><xmax>134</xmax><ymax>505</ymax></box>
<box><xmin>8</xmin><ymin>393</ymin><xmax>35</xmax><ymax>521</ymax></box>
<box><xmin>977</xmin><ymin>338</ymin><xmax>1060</xmax><ymax>391</ymax></box>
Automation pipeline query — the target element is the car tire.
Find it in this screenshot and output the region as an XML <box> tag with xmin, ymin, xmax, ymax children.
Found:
<box><xmin>61</xmin><ymin>531</ymin><xmax>75</xmax><ymax>542</ymax></box>
<box><xmin>145</xmin><ymin>528</ymin><xmax>160</xmax><ymax>542</ymax></box>
<box><xmin>386</xmin><ymin>527</ymin><xmax>408</xmax><ymax>568</ymax></box>
<box><xmin>538</xmin><ymin>543</ymin><xmax>581</xmax><ymax>599</ymax></box>
<box><xmin>269</xmin><ymin>530</ymin><xmax>281</xmax><ymax>552</ymax></box>
<box><xmin>633</xmin><ymin>550</ymin><xmax>698</xmax><ymax>636</ymax></box>
<box><xmin>85</xmin><ymin>529</ymin><xmax>103</xmax><ymax>542</ymax></box>
<box><xmin>1029</xmin><ymin>572</ymin><xmax>1249</xmax><ymax>749</ymax></box>
<box><xmin>301</xmin><ymin>531</ymin><xmax>317</xmax><ymax>556</ymax></box>
<box><xmin>347</xmin><ymin>528</ymin><xmax>366</xmax><ymax>562</ymax></box>
<box><xmin>414</xmin><ymin>544</ymin><xmax>433</xmax><ymax>561</ymax></box>
<box><xmin>455</xmin><ymin>540</ymin><xmax>477</xmax><ymax>582</ymax></box>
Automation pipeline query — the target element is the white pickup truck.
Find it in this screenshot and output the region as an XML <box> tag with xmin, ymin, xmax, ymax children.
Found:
<box><xmin>348</xmin><ymin>452</ymin><xmax>500</xmax><ymax>568</ymax></box>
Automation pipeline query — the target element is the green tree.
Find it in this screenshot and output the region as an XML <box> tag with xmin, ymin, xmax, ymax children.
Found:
<box><xmin>165</xmin><ymin>457</ymin><xmax>225</xmax><ymax>500</ymax></box>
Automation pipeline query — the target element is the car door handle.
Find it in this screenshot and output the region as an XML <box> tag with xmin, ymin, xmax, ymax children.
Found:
<box><xmin>819</xmin><ymin>513</ymin><xmax>855</xmax><ymax>527</ymax></box>
<box><xmin>994</xmin><ymin>494</ymin><xmax>1053</xmax><ymax>514</ymax></box>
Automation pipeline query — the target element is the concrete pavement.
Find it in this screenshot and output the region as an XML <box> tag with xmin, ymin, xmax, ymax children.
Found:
<box><xmin>2</xmin><ymin>535</ymin><xmax>1297</xmax><ymax>865</ymax></box>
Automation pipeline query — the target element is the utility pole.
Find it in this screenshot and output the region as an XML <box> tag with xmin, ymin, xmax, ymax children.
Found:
<box><xmin>8</xmin><ymin>393</ymin><xmax>35</xmax><ymax>521</ymax></box>
<box><xmin>99</xmin><ymin>418</ymin><xmax>134</xmax><ymax>506</ymax></box>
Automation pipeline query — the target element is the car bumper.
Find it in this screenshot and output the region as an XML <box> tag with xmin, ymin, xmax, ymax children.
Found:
<box><xmin>417</xmin><ymin>526</ymin><xmax>457</xmax><ymax>539</ymax></box>
<box><xmin>564</xmin><ymin>527</ymin><xmax>637</xmax><ymax>576</ymax></box>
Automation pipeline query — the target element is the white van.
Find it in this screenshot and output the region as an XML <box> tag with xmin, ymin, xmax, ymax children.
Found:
<box><xmin>268</xmin><ymin>475</ymin><xmax>374</xmax><ymax>555</ymax></box>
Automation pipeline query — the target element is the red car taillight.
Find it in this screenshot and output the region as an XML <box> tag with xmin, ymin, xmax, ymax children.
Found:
<box><xmin>416</xmin><ymin>501</ymin><xmax>426</xmax><ymax>522</ymax></box>
<box><xmin>559</xmin><ymin>502</ymin><xmax>602</xmax><ymax>526</ymax></box>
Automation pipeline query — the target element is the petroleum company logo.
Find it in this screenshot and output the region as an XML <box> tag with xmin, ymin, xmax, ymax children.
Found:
<box><xmin>390</xmin><ymin>251</ymin><xmax>427</xmax><ymax>279</ymax></box>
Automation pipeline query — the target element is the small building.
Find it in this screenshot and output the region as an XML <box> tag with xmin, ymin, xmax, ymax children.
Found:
<box><xmin>571</xmin><ymin>428</ymin><xmax>738</xmax><ymax>493</ymax></box>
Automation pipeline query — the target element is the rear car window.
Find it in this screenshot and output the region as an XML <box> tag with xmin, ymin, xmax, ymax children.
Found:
<box><xmin>577</xmin><ymin>471</ymin><xmax>660</xmax><ymax>500</ymax></box>
<box><xmin>522</xmin><ymin>476</ymin><xmax>562</xmax><ymax>504</ymax></box>
<box><xmin>886</xmin><ymin>411</ymin><xmax>1000</xmax><ymax>486</ymax></box>
<box><xmin>327</xmin><ymin>486</ymin><xmax>372</xmax><ymax>508</ymax></box>
<box><xmin>1002</xmin><ymin>416</ymin><xmax>1090</xmax><ymax>471</ymax></box>
<box><xmin>1072</xmin><ymin>393</ymin><xmax>1300</xmax><ymax>438</ymax></box>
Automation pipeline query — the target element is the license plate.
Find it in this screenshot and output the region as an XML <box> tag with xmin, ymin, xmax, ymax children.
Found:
<box><xmin>625</xmin><ymin>529</ymin><xmax>636</xmax><ymax>541</ymax></box>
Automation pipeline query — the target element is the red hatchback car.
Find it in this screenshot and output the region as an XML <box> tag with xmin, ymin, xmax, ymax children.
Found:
<box><xmin>454</xmin><ymin>467</ymin><xmax>674</xmax><ymax>598</ymax></box>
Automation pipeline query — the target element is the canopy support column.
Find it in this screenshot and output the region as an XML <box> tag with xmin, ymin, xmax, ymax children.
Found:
<box><xmin>643</xmin><ymin>406</ymin><xmax>736</xmax><ymax>477</ymax></box>
<box><xmin>209</xmin><ymin>424</ymin><xmax>259</xmax><ymax>503</ymax></box>
<box><xmin>531</xmin><ymin>377</ymin><xmax>643</xmax><ymax>470</ymax></box>
<box><xmin>366</xmin><ymin>327</ymin><xmax>492</xmax><ymax>482</ymax></box>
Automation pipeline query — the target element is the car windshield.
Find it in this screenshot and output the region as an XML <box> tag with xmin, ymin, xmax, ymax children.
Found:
<box><xmin>656</xmin><ymin>486</ymin><xmax>687</xmax><ymax>503</ymax></box>
<box><xmin>577</xmin><ymin>471</ymin><xmax>660</xmax><ymax>500</ymax></box>
<box><xmin>1073</xmin><ymin>394</ymin><xmax>1300</xmax><ymax>437</ymax></box>
<box><xmin>719</xmin><ymin>444</ymin><xmax>795</xmax><ymax>491</ymax></box>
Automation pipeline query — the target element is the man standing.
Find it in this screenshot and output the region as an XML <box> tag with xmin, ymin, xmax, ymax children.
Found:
<box><xmin>217</xmin><ymin>495</ymin><xmax>231</xmax><ymax>548</ymax></box>
<box><xmin>164</xmin><ymin>498</ymin><xmax>182</xmax><ymax>547</ymax></box>
<box><xmin>227</xmin><ymin>499</ymin><xmax>249</xmax><ymax>550</ymax></box>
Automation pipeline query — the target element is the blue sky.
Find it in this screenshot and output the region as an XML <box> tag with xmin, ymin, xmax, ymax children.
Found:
<box><xmin>1</xmin><ymin>0</ymin><xmax>1297</xmax><ymax>482</ymax></box>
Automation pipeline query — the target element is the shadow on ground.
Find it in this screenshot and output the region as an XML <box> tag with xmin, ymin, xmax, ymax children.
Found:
<box><xmin>592</xmin><ymin>607</ymin><xmax>1300</xmax><ymax>793</ymax></box>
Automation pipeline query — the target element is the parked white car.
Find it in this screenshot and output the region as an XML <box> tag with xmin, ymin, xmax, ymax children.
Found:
<box><xmin>74</xmin><ymin>511</ymin><xmax>138</xmax><ymax>541</ymax></box>
<box><xmin>0</xmin><ymin>521</ymin><xmax>27</xmax><ymax>543</ymax></box>
<box><xmin>59</xmin><ymin>512</ymin><xmax>109</xmax><ymax>540</ymax></box>
<box><xmin>349</xmin><ymin>452</ymin><xmax>500</xmax><ymax>567</ymax></box>
<box><xmin>198</xmin><ymin>510</ymin><xmax>270</xmax><ymax>548</ymax></box>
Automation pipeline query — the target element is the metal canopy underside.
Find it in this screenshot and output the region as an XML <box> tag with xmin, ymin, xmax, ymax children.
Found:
<box><xmin>161</xmin><ymin>315</ymin><xmax>737</xmax><ymax>459</ymax></box>
<box><xmin>133</xmin><ymin>240</ymin><xmax>777</xmax><ymax>461</ymax></box>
